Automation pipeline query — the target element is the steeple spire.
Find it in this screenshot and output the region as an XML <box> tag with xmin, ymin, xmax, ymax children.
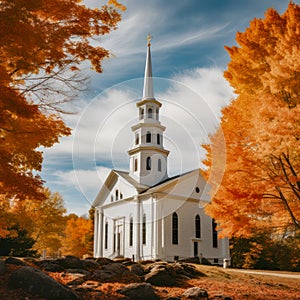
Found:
<box><xmin>142</xmin><ymin>34</ymin><xmax>154</xmax><ymax>100</ymax></box>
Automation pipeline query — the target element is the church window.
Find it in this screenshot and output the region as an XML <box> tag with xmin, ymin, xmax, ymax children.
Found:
<box><xmin>142</xmin><ymin>214</ymin><xmax>146</xmax><ymax>244</ymax></box>
<box><xmin>129</xmin><ymin>217</ymin><xmax>133</xmax><ymax>246</ymax></box>
<box><xmin>195</xmin><ymin>187</ymin><xmax>200</xmax><ymax>193</ymax></box>
<box><xmin>157</xmin><ymin>133</ymin><xmax>160</xmax><ymax>145</ymax></box>
<box><xmin>195</xmin><ymin>215</ymin><xmax>201</xmax><ymax>238</ymax></box>
<box><xmin>156</xmin><ymin>108</ymin><xmax>159</xmax><ymax>120</ymax></box>
<box><xmin>120</xmin><ymin>193</ymin><xmax>123</xmax><ymax>200</ymax></box>
<box><xmin>111</xmin><ymin>195</ymin><xmax>113</xmax><ymax>202</ymax></box>
<box><xmin>105</xmin><ymin>221</ymin><xmax>108</xmax><ymax>249</ymax></box>
<box><xmin>134</xmin><ymin>158</ymin><xmax>138</xmax><ymax>172</ymax></box>
<box><xmin>140</xmin><ymin>108</ymin><xmax>144</xmax><ymax>120</ymax></box>
<box><xmin>212</xmin><ymin>219</ymin><xmax>218</xmax><ymax>248</ymax></box>
<box><xmin>146</xmin><ymin>157</ymin><xmax>151</xmax><ymax>170</ymax></box>
<box><xmin>146</xmin><ymin>131</ymin><xmax>151</xmax><ymax>143</ymax></box>
<box><xmin>135</xmin><ymin>133</ymin><xmax>139</xmax><ymax>145</ymax></box>
<box><xmin>115</xmin><ymin>189</ymin><xmax>119</xmax><ymax>201</ymax></box>
<box><xmin>158</xmin><ymin>159</ymin><xmax>162</xmax><ymax>172</ymax></box>
<box><xmin>148</xmin><ymin>108</ymin><xmax>153</xmax><ymax>118</ymax></box>
<box><xmin>172</xmin><ymin>212</ymin><xmax>178</xmax><ymax>245</ymax></box>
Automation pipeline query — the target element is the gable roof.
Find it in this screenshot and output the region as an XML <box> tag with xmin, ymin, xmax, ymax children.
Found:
<box><xmin>141</xmin><ymin>169</ymin><xmax>200</xmax><ymax>194</ymax></box>
<box><xmin>114</xmin><ymin>170</ymin><xmax>149</xmax><ymax>192</ymax></box>
<box><xmin>92</xmin><ymin>168</ymin><xmax>205</xmax><ymax>208</ymax></box>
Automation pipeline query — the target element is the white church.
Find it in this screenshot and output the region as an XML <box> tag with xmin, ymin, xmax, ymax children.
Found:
<box><xmin>93</xmin><ymin>37</ymin><xmax>229</xmax><ymax>264</ymax></box>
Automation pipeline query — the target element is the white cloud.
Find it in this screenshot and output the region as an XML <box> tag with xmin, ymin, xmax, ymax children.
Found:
<box><xmin>46</xmin><ymin>67</ymin><xmax>233</xmax><ymax>205</ymax></box>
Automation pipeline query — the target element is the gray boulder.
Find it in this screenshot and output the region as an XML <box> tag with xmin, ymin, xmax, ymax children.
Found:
<box><xmin>8</xmin><ymin>266</ymin><xmax>82</xmax><ymax>300</ymax></box>
<box><xmin>182</xmin><ymin>287</ymin><xmax>208</xmax><ymax>299</ymax></box>
<box><xmin>117</xmin><ymin>282</ymin><xmax>159</xmax><ymax>300</ymax></box>
<box><xmin>145</xmin><ymin>264</ymin><xmax>176</xmax><ymax>286</ymax></box>
<box><xmin>130</xmin><ymin>263</ymin><xmax>145</xmax><ymax>276</ymax></box>
<box><xmin>55</xmin><ymin>255</ymin><xmax>84</xmax><ymax>269</ymax></box>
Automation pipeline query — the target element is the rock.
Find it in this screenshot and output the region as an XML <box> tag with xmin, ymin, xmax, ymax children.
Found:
<box><xmin>95</xmin><ymin>257</ymin><xmax>114</xmax><ymax>266</ymax></box>
<box><xmin>92</xmin><ymin>262</ymin><xmax>140</xmax><ymax>283</ymax></box>
<box><xmin>130</xmin><ymin>263</ymin><xmax>145</xmax><ymax>276</ymax></box>
<box><xmin>5</xmin><ymin>257</ymin><xmax>27</xmax><ymax>266</ymax></box>
<box><xmin>0</xmin><ymin>260</ymin><xmax>5</xmax><ymax>275</ymax></box>
<box><xmin>55</xmin><ymin>255</ymin><xmax>84</xmax><ymax>269</ymax></box>
<box><xmin>145</xmin><ymin>264</ymin><xmax>176</xmax><ymax>287</ymax></box>
<box><xmin>66</xmin><ymin>268</ymin><xmax>91</xmax><ymax>276</ymax></box>
<box><xmin>37</xmin><ymin>261</ymin><xmax>65</xmax><ymax>272</ymax></box>
<box><xmin>103</xmin><ymin>262</ymin><xmax>129</xmax><ymax>274</ymax></box>
<box><xmin>117</xmin><ymin>282</ymin><xmax>159</xmax><ymax>300</ymax></box>
<box><xmin>81</xmin><ymin>259</ymin><xmax>100</xmax><ymax>271</ymax></box>
<box><xmin>8</xmin><ymin>266</ymin><xmax>82</xmax><ymax>300</ymax></box>
<box><xmin>182</xmin><ymin>287</ymin><xmax>208</xmax><ymax>299</ymax></box>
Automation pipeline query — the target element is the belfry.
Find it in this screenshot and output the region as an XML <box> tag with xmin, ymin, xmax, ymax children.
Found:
<box><xmin>128</xmin><ymin>35</ymin><xmax>169</xmax><ymax>186</ymax></box>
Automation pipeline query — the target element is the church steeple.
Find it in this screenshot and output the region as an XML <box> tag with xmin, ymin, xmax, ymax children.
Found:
<box><xmin>128</xmin><ymin>35</ymin><xmax>169</xmax><ymax>186</ymax></box>
<box><xmin>142</xmin><ymin>34</ymin><xmax>154</xmax><ymax>100</ymax></box>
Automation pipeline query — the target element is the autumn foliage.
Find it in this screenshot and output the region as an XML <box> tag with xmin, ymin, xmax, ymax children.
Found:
<box><xmin>0</xmin><ymin>0</ymin><xmax>123</xmax><ymax>201</ymax></box>
<box><xmin>203</xmin><ymin>3</ymin><xmax>300</xmax><ymax>237</ymax></box>
<box><xmin>62</xmin><ymin>216</ymin><xmax>93</xmax><ymax>257</ymax></box>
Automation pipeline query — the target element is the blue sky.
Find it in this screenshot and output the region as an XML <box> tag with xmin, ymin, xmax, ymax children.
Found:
<box><xmin>41</xmin><ymin>0</ymin><xmax>297</xmax><ymax>216</ymax></box>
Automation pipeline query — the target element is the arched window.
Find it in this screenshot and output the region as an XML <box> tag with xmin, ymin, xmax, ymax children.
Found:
<box><xmin>129</xmin><ymin>217</ymin><xmax>133</xmax><ymax>246</ymax></box>
<box><xmin>146</xmin><ymin>157</ymin><xmax>151</xmax><ymax>170</ymax></box>
<box><xmin>134</xmin><ymin>158</ymin><xmax>138</xmax><ymax>172</ymax></box>
<box><xmin>158</xmin><ymin>159</ymin><xmax>162</xmax><ymax>172</ymax></box>
<box><xmin>142</xmin><ymin>214</ymin><xmax>146</xmax><ymax>244</ymax></box>
<box><xmin>195</xmin><ymin>215</ymin><xmax>201</xmax><ymax>238</ymax></box>
<box><xmin>172</xmin><ymin>212</ymin><xmax>178</xmax><ymax>244</ymax></box>
<box><xmin>148</xmin><ymin>108</ymin><xmax>153</xmax><ymax>118</ymax></box>
<box><xmin>146</xmin><ymin>131</ymin><xmax>151</xmax><ymax>143</ymax></box>
<box><xmin>212</xmin><ymin>219</ymin><xmax>218</xmax><ymax>248</ymax></box>
<box><xmin>135</xmin><ymin>133</ymin><xmax>139</xmax><ymax>145</ymax></box>
<box><xmin>105</xmin><ymin>221</ymin><xmax>108</xmax><ymax>249</ymax></box>
<box><xmin>115</xmin><ymin>189</ymin><xmax>119</xmax><ymax>201</ymax></box>
<box><xmin>140</xmin><ymin>108</ymin><xmax>144</xmax><ymax>120</ymax></box>
<box><xmin>157</xmin><ymin>133</ymin><xmax>160</xmax><ymax>145</ymax></box>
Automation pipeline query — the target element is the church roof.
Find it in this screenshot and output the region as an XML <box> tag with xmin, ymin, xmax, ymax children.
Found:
<box><xmin>116</xmin><ymin>168</ymin><xmax>199</xmax><ymax>194</ymax></box>
<box><xmin>113</xmin><ymin>170</ymin><xmax>149</xmax><ymax>191</ymax></box>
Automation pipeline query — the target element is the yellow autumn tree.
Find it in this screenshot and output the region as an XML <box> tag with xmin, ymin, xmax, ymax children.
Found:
<box><xmin>203</xmin><ymin>3</ymin><xmax>300</xmax><ymax>237</ymax></box>
<box><xmin>62</xmin><ymin>216</ymin><xmax>93</xmax><ymax>257</ymax></box>
<box><xmin>1</xmin><ymin>189</ymin><xmax>66</xmax><ymax>256</ymax></box>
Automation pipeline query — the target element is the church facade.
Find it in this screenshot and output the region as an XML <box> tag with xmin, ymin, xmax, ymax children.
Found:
<box><xmin>93</xmin><ymin>38</ymin><xmax>229</xmax><ymax>263</ymax></box>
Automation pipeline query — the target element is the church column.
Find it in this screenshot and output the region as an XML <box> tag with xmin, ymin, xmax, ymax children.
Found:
<box><xmin>135</xmin><ymin>196</ymin><xmax>141</xmax><ymax>261</ymax></box>
<box><xmin>93</xmin><ymin>209</ymin><xmax>98</xmax><ymax>256</ymax></box>
<box><xmin>98</xmin><ymin>209</ymin><xmax>103</xmax><ymax>257</ymax></box>
<box><xmin>150</xmin><ymin>194</ymin><xmax>157</xmax><ymax>259</ymax></box>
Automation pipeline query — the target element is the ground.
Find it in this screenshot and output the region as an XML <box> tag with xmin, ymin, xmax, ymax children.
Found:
<box><xmin>1</xmin><ymin>263</ymin><xmax>300</xmax><ymax>299</ymax></box>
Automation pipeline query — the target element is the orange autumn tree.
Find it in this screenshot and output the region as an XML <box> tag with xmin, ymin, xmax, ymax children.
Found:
<box><xmin>0</xmin><ymin>1</ymin><xmax>123</xmax><ymax>222</ymax></box>
<box><xmin>62</xmin><ymin>216</ymin><xmax>93</xmax><ymax>257</ymax></box>
<box><xmin>203</xmin><ymin>3</ymin><xmax>300</xmax><ymax>237</ymax></box>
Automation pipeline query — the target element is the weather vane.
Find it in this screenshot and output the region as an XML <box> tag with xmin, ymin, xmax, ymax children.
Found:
<box><xmin>147</xmin><ymin>33</ymin><xmax>152</xmax><ymax>46</ymax></box>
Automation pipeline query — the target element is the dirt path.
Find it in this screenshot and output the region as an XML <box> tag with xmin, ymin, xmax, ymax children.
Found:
<box><xmin>227</xmin><ymin>268</ymin><xmax>300</xmax><ymax>279</ymax></box>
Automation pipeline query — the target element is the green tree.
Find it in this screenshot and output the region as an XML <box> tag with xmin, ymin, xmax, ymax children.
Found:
<box><xmin>0</xmin><ymin>225</ymin><xmax>37</xmax><ymax>257</ymax></box>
